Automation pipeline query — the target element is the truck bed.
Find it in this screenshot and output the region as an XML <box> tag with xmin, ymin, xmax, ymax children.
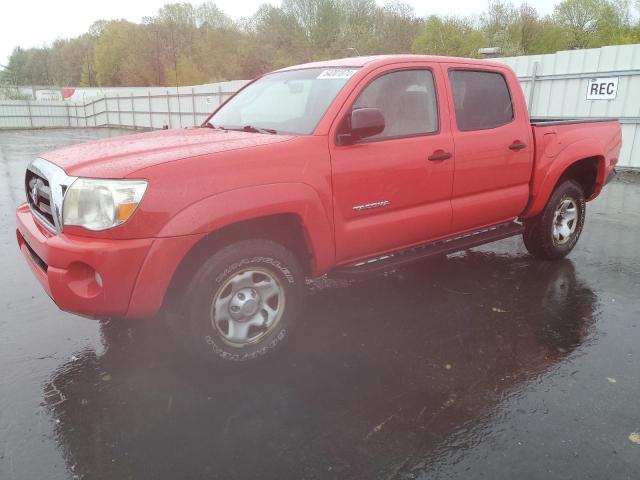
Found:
<box><xmin>530</xmin><ymin>117</ymin><xmax>615</xmax><ymax>127</ymax></box>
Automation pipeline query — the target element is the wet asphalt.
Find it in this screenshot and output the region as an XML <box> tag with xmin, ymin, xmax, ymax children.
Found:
<box><xmin>1</xmin><ymin>128</ymin><xmax>639</xmax><ymax>480</ymax></box>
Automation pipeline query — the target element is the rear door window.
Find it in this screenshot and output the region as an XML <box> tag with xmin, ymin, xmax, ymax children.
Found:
<box><xmin>449</xmin><ymin>70</ymin><xmax>513</xmax><ymax>131</ymax></box>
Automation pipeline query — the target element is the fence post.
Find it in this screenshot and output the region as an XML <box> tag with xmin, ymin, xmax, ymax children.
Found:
<box><xmin>218</xmin><ymin>84</ymin><xmax>223</xmax><ymax>106</ymax></box>
<box><xmin>166</xmin><ymin>90</ymin><xmax>171</xmax><ymax>128</ymax></box>
<box><xmin>176</xmin><ymin>87</ymin><xmax>183</xmax><ymax>128</ymax></box>
<box><xmin>148</xmin><ymin>91</ymin><xmax>153</xmax><ymax>129</ymax></box>
<box><xmin>527</xmin><ymin>61</ymin><xmax>539</xmax><ymax>112</ymax></box>
<box><xmin>116</xmin><ymin>93</ymin><xmax>122</xmax><ymax>127</ymax></box>
<box><xmin>192</xmin><ymin>87</ymin><xmax>197</xmax><ymax>126</ymax></box>
<box><xmin>26</xmin><ymin>99</ymin><xmax>33</xmax><ymax>128</ymax></box>
<box><xmin>131</xmin><ymin>92</ymin><xmax>136</xmax><ymax>129</ymax></box>
<box><xmin>66</xmin><ymin>102</ymin><xmax>70</xmax><ymax>127</ymax></box>
<box><xmin>100</xmin><ymin>94</ymin><xmax>105</xmax><ymax>126</ymax></box>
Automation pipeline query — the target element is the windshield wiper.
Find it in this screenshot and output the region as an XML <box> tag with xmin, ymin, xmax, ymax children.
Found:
<box><xmin>227</xmin><ymin>125</ymin><xmax>277</xmax><ymax>134</ymax></box>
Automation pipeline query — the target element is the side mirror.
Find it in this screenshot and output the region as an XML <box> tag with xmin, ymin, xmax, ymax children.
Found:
<box><xmin>338</xmin><ymin>108</ymin><xmax>385</xmax><ymax>145</ymax></box>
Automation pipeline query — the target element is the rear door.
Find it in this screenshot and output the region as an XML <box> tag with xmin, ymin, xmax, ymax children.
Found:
<box><xmin>443</xmin><ymin>65</ymin><xmax>533</xmax><ymax>233</ymax></box>
<box><xmin>329</xmin><ymin>63</ymin><xmax>454</xmax><ymax>263</ymax></box>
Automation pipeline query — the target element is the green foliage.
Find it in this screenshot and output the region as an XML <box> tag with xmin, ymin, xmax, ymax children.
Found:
<box><xmin>93</xmin><ymin>20</ymin><xmax>158</xmax><ymax>86</ymax></box>
<box><xmin>0</xmin><ymin>83</ymin><xmax>30</xmax><ymax>100</ymax></box>
<box><xmin>1</xmin><ymin>0</ymin><xmax>639</xmax><ymax>87</ymax></box>
<box><xmin>413</xmin><ymin>16</ymin><xmax>485</xmax><ymax>57</ymax></box>
<box><xmin>553</xmin><ymin>0</ymin><xmax>602</xmax><ymax>48</ymax></box>
<box><xmin>481</xmin><ymin>1</ymin><xmax>521</xmax><ymax>55</ymax></box>
<box><xmin>551</xmin><ymin>0</ymin><xmax>638</xmax><ymax>48</ymax></box>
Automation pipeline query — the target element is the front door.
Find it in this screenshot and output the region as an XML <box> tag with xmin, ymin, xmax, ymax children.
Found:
<box><xmin>329</xmin><ymin>64</ymin><xmax>455</xmax><ymax>263</ymax></box>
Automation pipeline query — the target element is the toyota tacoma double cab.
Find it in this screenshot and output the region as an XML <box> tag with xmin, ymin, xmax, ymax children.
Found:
<box><xmin>16</xmin><ymin>55</ymin><xmax>621</xmax><ymax>366</ymax></box>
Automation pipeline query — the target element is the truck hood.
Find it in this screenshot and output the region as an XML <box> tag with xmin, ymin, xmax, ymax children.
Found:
<box><xmin>42</xmin><ymin>128</ymin><xmax>295</xmax><ymax>178</ymax></box>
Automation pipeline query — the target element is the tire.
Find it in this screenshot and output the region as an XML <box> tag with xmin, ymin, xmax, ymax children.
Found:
<box><xmin>523</xmin><ymin>179</ymin><xmax>586</xmax><ymax>260</ymax></box>
<box><xmin>180</xmin><ymin>239</ymin><xmax>305</xmax><ymax>368</ymax></box>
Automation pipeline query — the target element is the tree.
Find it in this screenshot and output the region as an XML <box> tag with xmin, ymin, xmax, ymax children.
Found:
<box><xmin>553</xmin><ymin>0</ymin><xmax>601</xmax><ymax>48</ymax></box>
<box><xmin>2</xmin><ymin>47</ymin><xmax>29</xmax><ymax>84</ymax></box>
<box><xmin>337</xmin><ymin>0</ymin><xmax>377</xmax><ymax>55</ymax></box>
<box><xmin>554</xmin><ymin>0</ymin><xmax>633</xmax><ymax>48</ymax></box>
<box><xmin>196</xmin><ymin>1</ymin><xmax>233</xmax><ymax>28</ymax></box>
<box><xmin>0</xmin><ymin>83</ymin><xmax>29</xmax><ymax>100</ymax></box>
<box><xmin>373</xmin><ymin>1</ymin><xmax>421</xmax><ymax>54</ymax></box>
<box><xmin>593</xmin><ymin>0</ymin><xmax>633</xmax><ymax>45</ymax></box>
<box><xmin>2</xmin><ymin>0</ymin><xmax>638</xmax><ymax>88</ymax></box>
<box><xmin>154</xmin><ymin>3</ymin><xmax>199</xmax><ymax>86</ymax></box>
<box><xmin>48</xmin><ymin>36</ymin><xmax>94</xmax><ymax>86</ymax></box>
<box><xmin>412</xmin><ymin>15</ymin><xmax>485</xmax><ymax>58</ymax></box>
<box><xmin>93</xmin><ymin>20</ymin><xmax>156</xmax><ymax>86</ymax></box>
<box><xmin>164</xmin><ymin>55</ymin><xmax>206</xmax><ymax>85</ymax></box>
<box><xmin>481</xmin><ymin>0</ymin><xmax>522</xmax><ymax>55</ymax></box>
<box><xmin>282</xmin><ymin>0</ymin><xmax>343</xmax><ymax>57</ymax></box>
<box><xmin>517</xmin><ymin>4</ymin><xmax>545</xmax><ymax>54</ymax></box>
<box><xmin>526</xmin><ymin>17</ymin><xmax>570</xmax><ymax>54</ymax></box>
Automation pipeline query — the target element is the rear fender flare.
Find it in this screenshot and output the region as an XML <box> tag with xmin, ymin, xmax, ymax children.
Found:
<box><xmin>524</xmin><ymin>139</ymin><xmax>606</xmax><ymax>218</ymax></box>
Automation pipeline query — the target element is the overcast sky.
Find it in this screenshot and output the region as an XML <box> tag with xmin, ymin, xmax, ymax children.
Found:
<box><xmin>0</xmin><ymin>0</ymin><xmax>561</xmax><ymax>65</ymax></box>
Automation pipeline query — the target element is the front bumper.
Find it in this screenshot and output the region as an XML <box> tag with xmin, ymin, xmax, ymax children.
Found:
<box><xmin>16</xmin><ymin>204</ymin><xmax>154</xmax><ymax>319</ymax></box>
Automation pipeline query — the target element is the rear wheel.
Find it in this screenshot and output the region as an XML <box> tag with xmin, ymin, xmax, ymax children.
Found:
<box><xmin>523</xmin><ymin>179</ymin><xmax>586</xmax><ymax>260</ymax></box>
<box><xmin>182</xmin><ymin>239</ymin><xmax>305</xmax><ymax>367</ymax></box>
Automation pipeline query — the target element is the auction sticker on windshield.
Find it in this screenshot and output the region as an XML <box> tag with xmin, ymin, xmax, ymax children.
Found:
<box><xmin>317</xmin><ymin>68</ymin><xmax>358</xmax><ymax>80</ymax></box>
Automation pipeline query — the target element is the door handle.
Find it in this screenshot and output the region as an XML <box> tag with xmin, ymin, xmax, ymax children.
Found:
<box><xmin>428</xmin><ymin>152</ymin><xmax>452</xmax><ymax>161</ymax></box>
<box><xmin>509</xmin><ymin>142</ymin><xmax>527</xmax><ymax>151</ymax></box>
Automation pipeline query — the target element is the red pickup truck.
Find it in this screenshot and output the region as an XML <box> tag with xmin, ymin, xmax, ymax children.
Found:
<box><xmin>16</xmin><ymin>55</ymin><xmax>621</xmax><ymax>366</ymax></box>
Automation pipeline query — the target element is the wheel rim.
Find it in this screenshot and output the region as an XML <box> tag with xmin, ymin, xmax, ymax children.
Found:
<box><xmin>210</xmin><ymin>268</ymin><xmax>286</xmax><ymax>347</ymax></box>
<box><xmin>552</xmin><ymin>198</ymin><xmax>578</xmax><ymax>245</ymax></box>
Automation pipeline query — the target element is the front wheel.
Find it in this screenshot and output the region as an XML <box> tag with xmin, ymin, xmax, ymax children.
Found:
<box><xmin>523</xmin><ymin>179</ymin><xmax>586</xmax><ymax>260</ymax></box>
<box><xmin>183</xmin><ymin>239</ymin><xmax>305</xmax><ymax>367</ymax></box>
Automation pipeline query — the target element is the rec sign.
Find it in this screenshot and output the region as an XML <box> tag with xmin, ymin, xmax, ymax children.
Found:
<box><xmin>586</xmin><ymin>77</ymin><xmax>619</xmax><ymax>100</ymax></box>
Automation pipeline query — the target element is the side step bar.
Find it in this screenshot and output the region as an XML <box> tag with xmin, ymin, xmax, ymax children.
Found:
<box><xmin>331</xmin><ymin>221</ymin><xmax>525</xmax><ymax>276</ymax></box>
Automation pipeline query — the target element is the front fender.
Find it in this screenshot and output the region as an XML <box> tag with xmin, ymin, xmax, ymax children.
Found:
<box><xmin>157</xmin><ymin>182</ymin><xmax>335</xmax><ymax>274</ymax></box>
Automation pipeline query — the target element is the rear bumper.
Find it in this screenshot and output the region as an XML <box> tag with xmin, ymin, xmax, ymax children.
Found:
<box><xmin>16</xmin><ymin>204</ymin><xmax>154</xmax><ymax>319</ymax></box>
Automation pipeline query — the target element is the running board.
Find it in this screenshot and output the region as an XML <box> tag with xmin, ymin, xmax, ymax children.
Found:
<box><xmin>331</xmin><ymin>221</ymin><xmax>524</xmax><ymax>276</ymax></box>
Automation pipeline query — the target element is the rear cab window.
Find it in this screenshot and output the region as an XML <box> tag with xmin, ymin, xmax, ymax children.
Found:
<box><xmin>448</xmin><ymin>70</ymin><xmax>514</xmax><ymax>131</ymax></box>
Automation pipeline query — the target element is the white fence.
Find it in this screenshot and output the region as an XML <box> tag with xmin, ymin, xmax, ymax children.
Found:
<box><xmin>496</xmin><ymin>44</ymin><xmax>640</xmax><ymax>169</ymax></box>
<box><xmin>0</xmin><ymin>80</ymin><xmax>248</xmax><ymax>130</ymax></box>
<box><xmin>1</xmin><ymin>44</ymin><xmax>639</xmax><ymax>168</ymax></box>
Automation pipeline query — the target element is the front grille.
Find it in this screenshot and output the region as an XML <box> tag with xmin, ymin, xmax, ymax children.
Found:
<box><xmin>25</xmin><ymin>169</ymin><xmax>55</xmax><ymax>229</ymax></box>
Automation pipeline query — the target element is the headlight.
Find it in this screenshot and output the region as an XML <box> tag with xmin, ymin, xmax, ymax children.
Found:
<box><xmin>62</xmin><ymin>178</ymin><xmax>148</xmax><ymax>231</ymax></box>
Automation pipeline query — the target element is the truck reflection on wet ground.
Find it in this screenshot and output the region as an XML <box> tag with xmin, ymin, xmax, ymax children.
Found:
<box><xmin>43</xmin><ymin>253</ymin><xmax>596</xmax><ymax>480</ymax></box>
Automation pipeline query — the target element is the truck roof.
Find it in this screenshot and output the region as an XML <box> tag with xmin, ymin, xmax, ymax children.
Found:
<box><xmin>275</xmin><ymin>54</ymin><xmax>505</xmax><ymax>72</ymax></box>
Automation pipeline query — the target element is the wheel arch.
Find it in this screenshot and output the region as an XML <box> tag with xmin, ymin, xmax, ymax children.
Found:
<box><xmin>159</xmin><ymin>182</ymin><xmax>334</xmax><ymax>263</ymax></box>
<box><xmin>558</xmin><ymin>156</ymin><xmax>602</xmax><ymax>198</ymax></box>
<box><xmin>162</xmin><ymin>213</ymin><xmax>316</xmax><ymax>313</ymax></box>
<box><xmin>524</xmin><ymin>152</ymin><xmax>605</xmax><ymax>218</ymax></box>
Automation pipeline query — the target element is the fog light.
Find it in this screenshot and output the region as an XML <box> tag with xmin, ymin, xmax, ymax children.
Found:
<box><xmin>65</xmin><ymin>262</ymin><xmax>102</xmax><ymax>298</ymax></box>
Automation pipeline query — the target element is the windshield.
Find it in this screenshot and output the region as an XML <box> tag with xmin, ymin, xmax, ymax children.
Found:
<box><xmin>208</xmin><ymin>67</ymin><xmax>359</xmax><ymax>135</ymax></box>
